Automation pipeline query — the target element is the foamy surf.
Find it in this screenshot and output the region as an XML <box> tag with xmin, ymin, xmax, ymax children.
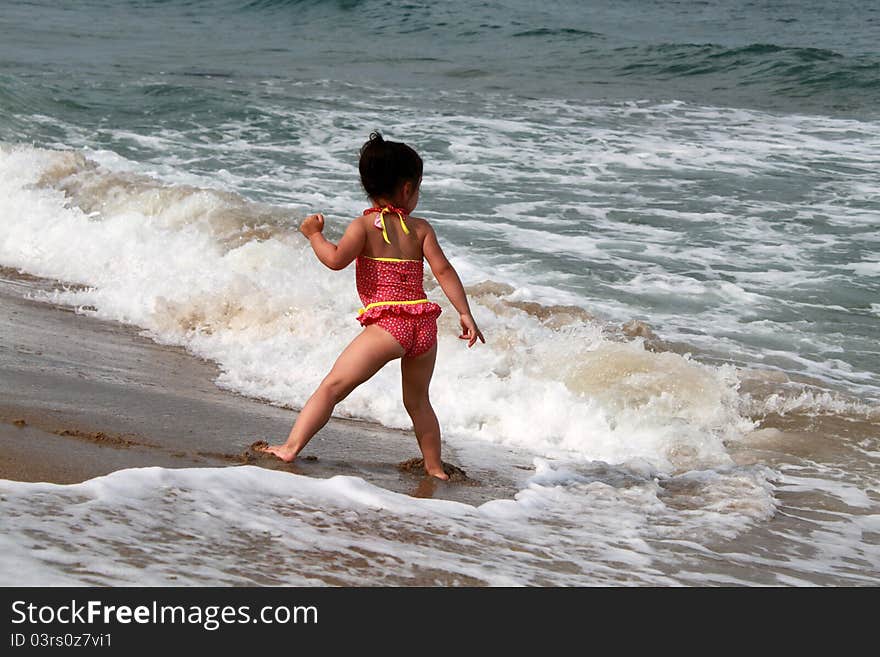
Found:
<box><xmin>0</xmin><ymin>463</ymin><xmax>786</xmax><ymax>586</ymax></box>
<box><xmin>0</xmin><ymin>143</ymin><xmax>754</xmax><ymax>474</ymax></box>
<box><xmin>6</xmin><ymin>143</ymin><xmax>878</xmax><ymax>587</ymax></box>
<box><xmin>2</xmin><ymin>456</ymin><xmax>874</xmax><ymax>585</ymax></box>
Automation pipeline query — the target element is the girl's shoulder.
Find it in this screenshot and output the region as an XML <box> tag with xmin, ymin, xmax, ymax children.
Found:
<box><xmin>406</xmin><ymin>215</ymin><xmax>435</xmax><ymax>235</ymax></box>
<box><xmin>348</xmin><ymin>213</ymin><xmax>377</xmax><ymax>237</ymax></box>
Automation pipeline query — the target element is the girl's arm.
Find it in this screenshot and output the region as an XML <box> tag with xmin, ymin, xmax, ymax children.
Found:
<box><xmin>300</xmin><ymin>214</ymin><xmax>366</xmax><ymax>271</ymax></box>
<box><xmin>422</xmin><ymin>223</ymin><xmax>485</xmax><ymax>347</ymax></box>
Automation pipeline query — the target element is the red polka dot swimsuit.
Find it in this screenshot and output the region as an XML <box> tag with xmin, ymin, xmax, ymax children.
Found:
<box><xmin>355</xmin><ymin>256</ymin><xmax>442</xmax><ymax>357</ymax></box>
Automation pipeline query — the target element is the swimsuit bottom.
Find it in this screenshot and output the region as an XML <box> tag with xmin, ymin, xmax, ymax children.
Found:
<box><xmin>355</xmin><ymin>254</ymin><xmax>442</xmax><ymax>358</ymax></box>
<box><xmin>365</xmin><ymin>311</ymin><xmax>439</xmax><ymax>358</ymax></box>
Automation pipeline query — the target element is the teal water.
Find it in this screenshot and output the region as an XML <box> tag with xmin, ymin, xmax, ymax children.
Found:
<box><xmin>2</xmin><ymin>0</ymin><xmax>879</xmax><ymax>113</ymax></box>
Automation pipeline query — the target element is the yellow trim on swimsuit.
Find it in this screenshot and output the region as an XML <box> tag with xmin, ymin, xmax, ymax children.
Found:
<box><xmin>362</xmin><ymin>256</ymin><xmax>421</xmax><ymax>263</ymax></box>
<box><xmin>358</xmin><ymin>298</ymin><xmax>429</xmax><ymax>316</ymax></box>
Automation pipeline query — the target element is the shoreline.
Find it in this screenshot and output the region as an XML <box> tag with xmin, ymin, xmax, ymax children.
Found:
<box><xmin>2</xmin><ymin>268</ymin><xmax>878</xmax><ymax>586</ymax></box>
<box><xmin>0</xmin><ymin>269</ymin><xmax>523</xmax><ymax>505</ymax></box>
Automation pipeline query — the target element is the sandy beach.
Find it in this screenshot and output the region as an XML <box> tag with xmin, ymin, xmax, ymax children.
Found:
<box><xmin>0</xmin><ymin>267</ymin><xmax>522</xmax><ymax>505</ymax></box>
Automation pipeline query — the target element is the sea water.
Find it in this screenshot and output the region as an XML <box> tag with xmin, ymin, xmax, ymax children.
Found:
<box><xmin>1</xmin><ymin>0</ymin><xmax>878</xmax><ymax>585</ymax></box>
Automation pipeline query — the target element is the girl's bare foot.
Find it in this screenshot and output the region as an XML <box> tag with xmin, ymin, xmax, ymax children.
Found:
<box><xmin>426</xmin><ymin>466</ymin><xmax>449</xmax><ymax>481</ymax></box>
<box><xmin>259</xmin><ymin>444</ymin><xmax>298</xmax><ymax>463</ymax></box>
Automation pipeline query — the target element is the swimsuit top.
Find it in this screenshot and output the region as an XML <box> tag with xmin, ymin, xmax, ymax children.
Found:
<box><xmin>355</xmin><ymin>206</ymin><xmax>442</xmax><ymax>323</ymax></box>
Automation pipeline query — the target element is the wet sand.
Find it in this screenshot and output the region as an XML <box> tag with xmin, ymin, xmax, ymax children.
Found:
<box><xmin>0</xmin><ymin>269</ymin><xmax>523</xmax><ymax>505</ymax></box>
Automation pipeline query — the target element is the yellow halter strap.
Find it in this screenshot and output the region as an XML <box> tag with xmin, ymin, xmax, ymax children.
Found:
<box><xmin>375</xmin><ymin>207</ymin><xmax>410</xmax><ymax>245</ymax></box>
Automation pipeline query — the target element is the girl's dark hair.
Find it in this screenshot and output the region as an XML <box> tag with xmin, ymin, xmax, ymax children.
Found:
<box><xmin>358</xmin><ymin>131</ymin><xmax>423</xmax><ymax>201</ymax></box>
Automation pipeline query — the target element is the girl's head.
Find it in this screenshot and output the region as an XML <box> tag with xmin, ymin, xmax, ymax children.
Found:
<box><xmin>359</xmin><ymin>132</ymin><xmax>423</xmax><ymax>209</ymax></box>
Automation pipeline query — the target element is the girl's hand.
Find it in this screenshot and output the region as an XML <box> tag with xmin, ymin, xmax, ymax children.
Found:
<box><xmin>459</xmin><ymin>313</ymin><xmax>485</xmax><ymax>348</ymax></box>
<box><xmin>300</xmin><ymin>213</ymin><xmax>325</xmax><ymax>238</ymax></box>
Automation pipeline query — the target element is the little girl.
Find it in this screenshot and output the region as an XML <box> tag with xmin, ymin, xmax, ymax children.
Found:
<box><xmin>259</xmin><ymin>132</ymin><xmax>484</xmax><ymax>480</ymax></box>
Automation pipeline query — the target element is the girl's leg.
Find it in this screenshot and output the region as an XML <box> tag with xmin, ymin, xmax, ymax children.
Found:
<box><xmin>400</xmin><ymin>343</ymin><xmax>448</xmax><ymax>480</ymax></box>
<box><xmin>261</xmin><ymin>324</ymin><xmax>405</xmax><ymax>462</ymax></box>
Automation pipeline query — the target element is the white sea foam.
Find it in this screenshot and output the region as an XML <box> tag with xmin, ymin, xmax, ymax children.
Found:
<box><xmin>3</xmin><ymin>459</ymin><xmax>873</xmax><ymax>586</ymax></box>
<box><xmin>839</xmin><ymin>260</ymin><xmax>880</xmax><ymax>277</ymax></box>
<box><xmin>0</xmin><ymin>462</ymin><xmax>787</xmax><ymax>586</ymax></box>
<box><xmin>0</xmin><ymin>144</ymin><xmax>752</xmax><ymax>475</ymax></box>
<box><xmin>748</xmin><ymin>387</ymin><xmax>880</xmax><ymax>420</ymax></box>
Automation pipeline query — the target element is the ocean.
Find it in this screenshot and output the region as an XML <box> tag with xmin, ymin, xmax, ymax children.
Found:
<box><xmin>1</xmin><ymin>0</ymin><xmax>878</xmax><ymax>585</ymax></box>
